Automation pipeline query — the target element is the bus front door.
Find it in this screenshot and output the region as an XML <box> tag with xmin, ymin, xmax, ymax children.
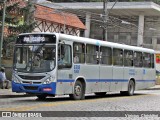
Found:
<box><xmin>56</xmin><ymin>42</ymin><xmax>73</xmax><ymax>95</ymax></box>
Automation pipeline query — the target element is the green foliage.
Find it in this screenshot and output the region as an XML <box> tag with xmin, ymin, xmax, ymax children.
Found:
<box><xmin>8</xmin><ymin>22</ymin><xmax>36</xmax><ymax>33</ymax></box>
<box><xmin>3</xmin><ymin>34</ymin><xmax>16</xmax><ymax>45</ymax></box>
<box><xmin>51</xmin><ymin>0</ymin><xmax>103</xmax><ymax>2</ymax></box>
<box><xmin>0</xmin><ymin>0</ymin><xmax>35</xmax><ymax>44</ymax></box>
<box><xmin>51</xmin><ymin>0</ymin><xmax>160</xmax><ymax>2</ymax></box>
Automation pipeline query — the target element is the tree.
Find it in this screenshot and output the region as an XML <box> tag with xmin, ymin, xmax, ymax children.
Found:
<box><xmin>0</xmin><ymin>0</ymin><xmax>35</xmax><ymax>44</ymax></box>
<box><xmin>50</xmin><ymin>0</ymin><xmax>160</xmax><ymax>3</ymax></box>
<box><xmin>50</xmin><ymin>0</ymin><xmax>103</xmax><ymax>2</ymax></box>
<box><xmin>0</xmin><ymin>0</ymin><xmax>35</xmax><ymax>60</ymax></box>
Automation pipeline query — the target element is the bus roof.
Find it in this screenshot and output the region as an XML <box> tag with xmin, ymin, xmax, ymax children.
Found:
<box><xmin>57</xmin><ymin>33</ymin><xmax>155</xmax><ymax>54</ymax></box>
<box><xmin>19</xmin><ymin>32</ymin><xmax>155</xmax><ymax>54</ymax></box>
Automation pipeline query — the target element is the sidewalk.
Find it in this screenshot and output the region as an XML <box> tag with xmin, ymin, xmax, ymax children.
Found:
<box><xmin>0</xmin><ymin>88</ymin><xmax>34</xmax><ymax>98</ymax></box>
<box><xmin>146</xmin><ymin>85</ymin><xmax>160</xmax><ymax>90</ymax></box>
<box><xmin>0</xmin><ymin>89</ymin><xmax>23</xmax><ymax>95</ymax></box>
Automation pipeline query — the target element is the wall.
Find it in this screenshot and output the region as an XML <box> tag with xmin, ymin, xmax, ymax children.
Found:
<box><xmin>33</xmin><ymin>20</ymin><xmax>81</xmax><ymax>36</ymax></box>
<box><xmin>90</xmin><ymin>16</ymin><xmax>160</xmax><ymax>50</ymax></box>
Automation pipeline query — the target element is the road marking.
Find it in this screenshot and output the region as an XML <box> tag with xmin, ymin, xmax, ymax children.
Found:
<box><xmin>0</xmin><ymin>94</ymin><xmax>156</xmax><ymax>111</ymax></box>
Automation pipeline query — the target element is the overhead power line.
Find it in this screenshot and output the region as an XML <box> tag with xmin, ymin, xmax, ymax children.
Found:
<box><xmin>37</xmin><ymin>1</ymin><xmax>144</xmax><ymax>34</ymax></box>
<box><xmin>36</xmin><ymin>9</ymin><xmax>139</xmax><ymax>34</ymax></box>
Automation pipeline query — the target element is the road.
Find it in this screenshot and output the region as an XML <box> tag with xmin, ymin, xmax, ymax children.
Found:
<box><xmin>0</xmin><ymin>89</ymin><xmax>160</xmax><ymax>119</ymax></box>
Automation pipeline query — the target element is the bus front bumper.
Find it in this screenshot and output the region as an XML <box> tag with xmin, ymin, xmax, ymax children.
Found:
<box><xmin>12</xmin><ymin>81</ymin><xmax>56</xmax><ymax>95</ymax></box>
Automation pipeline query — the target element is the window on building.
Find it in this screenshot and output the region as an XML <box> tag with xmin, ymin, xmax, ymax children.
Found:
<box><xmin>113</xmin><ymin>48</ymin><xmax>123</xmax><ymax>66</ymax></box>
<box><xmin>134</xmin><ymin>52</ymin><xmax>143</xmax><ymax>67</ymax></box>
<box><xmin>86</xmin><ymin>44</ymin><xmax>99</xmax><ymax>64</ymax></box>
<box><xmin>143</xmin><ymin>37</ymin><xmax>152</xmax><ymax>44</ymax></box>
<box><xmin>157</xmin><ymin>37</ymin><xmax>160</xmax><ymax>44</ymax></box>
<box><xmin>119</xmin><ymin>33</ymin><xmax>127</xmax><ymax>44</ymax></box>
<box><xmin>107</xmin><ymin>33</ymin><xmax>114</xmax><ymax>42</ymax></box>
<box><xmin>124</xmin><ymin>50</ymin><xmax>133</xmax><ymax>67</ymax></box>
<box><xmin>73</xmin><ymin>42</ymin><xmax>85</xmax><ymax>63</ymax></box>
<box><xmin>100</xmin><ymin>46</ymin><xmax>112</xmax><ymax>65</ymax></box>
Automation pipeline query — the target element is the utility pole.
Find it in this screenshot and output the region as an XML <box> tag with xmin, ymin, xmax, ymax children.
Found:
<box><xmin>0</xmin><ymin>0</ymin><xmax>6</xmax><ymax>67</ymax></box>
<box><xmin>102</xmin><ymin>0</ymin><xmax>108</xmax><ymax>41</ymax></box>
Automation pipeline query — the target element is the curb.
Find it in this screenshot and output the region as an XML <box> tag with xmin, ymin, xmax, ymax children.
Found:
<box><xmin>0</xmin><ymin>94</ymin><xmax>35</xmax><ymax>98</ymax></box>
<box><xmin>145</xmin><ymin>85</ymin><xmax>160</xmax><ymax>90</ymax></box>
<box><xmin>0</xmin><ymin>89</ymin><xmax>34</xmax><ymax>98</ymax></box>
<box><xmin>146</xmin><ymin>87</ymin><xmax>160</xmax><ymax>90</ymax></box>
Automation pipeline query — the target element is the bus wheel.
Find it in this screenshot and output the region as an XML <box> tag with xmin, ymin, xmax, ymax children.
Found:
<box><xmin>120</xmin><ymin>80</ymin><xmax>135</xmax><ymax>96</ymax></box>
<box><xmin>94</xmin><ymin>92</ymin><xmax>106</xmax><ymax>96</ymax></box>
<box><xmin>127</xmin><ymin>80</ymin><xmax>135</xmax><ymax>96</ymax></box>
<box><xmin>37</xmin><ymin>95</ymin><xmax>47</xmax><ymax>100</ymax></box>
<box><xmin>69</xmin><ymin>81</ymin><xmax>85</xmax><ymax>100</ymax></box>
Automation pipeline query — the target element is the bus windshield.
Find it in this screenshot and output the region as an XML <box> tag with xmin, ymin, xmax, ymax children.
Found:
<box><xmin>14</xmin><ymin>45</ymin><xmax>56</xmax><ymax>73</ymax></box>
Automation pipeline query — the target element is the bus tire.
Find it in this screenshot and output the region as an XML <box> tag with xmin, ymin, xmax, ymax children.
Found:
<box><xmin>69</xmin><ymin>80</ymin><xmax>85</xmax><ymax>100</ymax></box>
<box><xmin>94</xmin><ymin>92</ymin><xmax>106</xmax><ymax>96</ymax></box>
<box><xmin>120</xmin><ymin>80</ymin><xmax>135</xmax><ymax>96</ymax></box>
<box><xmin>127</xmin><ymin>80</ymin><xmax>135</xmax><ymax>96</ymax></box>
<box><xmin>37</xmin><ymin>95</ymin><xmax>47</xmax><ymax>100</ymax></box>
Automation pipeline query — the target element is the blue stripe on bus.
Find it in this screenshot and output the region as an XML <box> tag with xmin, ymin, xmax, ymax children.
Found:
<box><xmin>86</xmin><ymin>79</ymin><xmax>128</xmax><ymax>82</ymax></box>
<box><xmin>136</xmin><ymin>80</ymin><xmax>156</xmax><ymax>82</ymax></box>
<box><xmin>57</xmin><ymin>79</ymin><xmax>156</xmax><ymax>83</ymax></box>
<box><xmin>57</xmin><ymin>79</ymin><xmax>74</xmax><ymax>82</ymax></box>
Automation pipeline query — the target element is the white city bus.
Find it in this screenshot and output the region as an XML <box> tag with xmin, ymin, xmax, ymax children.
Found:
<box><xmin>12</xmin><ymin>32</ymin><xmax>156</xmax><ymax>100</ymax></box>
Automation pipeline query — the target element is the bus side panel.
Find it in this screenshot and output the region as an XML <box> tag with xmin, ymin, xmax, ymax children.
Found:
<box><xmin>57</xmin><ymin>69</ymin><xmax>73</xmax><ymax>95</ymax></box>
<box><xmin>76</xmin><ymin>65</ymin><xmax>99</xmax><ymax>94</ymax></box>
<box><xmin>135</xmin><ymin>68</ymin><xmax>144</xmax><ymax>90</ymax></box>
<box><xmin>111</xmin><ymin>66</ymin><xmax>123</xmax><ymax>92</ymax></box>
<box><xmin>56</xmin><ymin>81</ymin><xmax>64</xmax><ymax>95</ymax></box>
<box><xmin>99</xmin><ymin>65</ymin><xmax>112</xmax><ymax>92</ymax></box>
<box><xmin>122</xmin><ymin>67</ymin><xmax>134</xmax><ymax>91</ymax></box>
<box><xmin>143</xmin><ymin>68</ymin><xmax>156</xmax><ymax>88</ymax></box>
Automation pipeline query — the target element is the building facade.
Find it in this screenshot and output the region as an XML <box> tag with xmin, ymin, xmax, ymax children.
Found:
<box><xmin>34</xmin><ymin>5</ymin><xmax>85</xmax><ymax>36</ymax></box>
<box><xmin>39</xmin><ymin>1</ymin><xmax>160</xmax><ymax>70</ymax></box>
<box><xmin>40</xmin><ymin>2</ymin><xmax>160</xmax><ymax>49</ymax></box>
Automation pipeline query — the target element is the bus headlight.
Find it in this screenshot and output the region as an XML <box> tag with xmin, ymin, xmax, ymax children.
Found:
<box><xmin>12</xmin><ymin>75</ymin><xmax>21</xmax><ymax>83</ymax></box>
<box><xmin>43</xmin><ymin>77</ymin><xmax>52</xmax><ymax>84</ymax></box>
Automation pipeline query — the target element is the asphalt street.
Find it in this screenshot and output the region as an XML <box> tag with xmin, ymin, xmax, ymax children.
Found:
<box><xmin>0</xmin><ymin>86</ymin><xmax>160</xmax><ymax>120</ymax></box>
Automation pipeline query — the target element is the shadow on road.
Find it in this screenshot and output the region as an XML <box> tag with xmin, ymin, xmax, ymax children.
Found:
<box><xmin>0</xmin><ymin>92</ymin><xmax>152</xmax><ymax>103</ymax></box>
<box><xmin>18</xmin><ymin>93</ymin><xmax>151</xmax><ymax>103</ymax></box>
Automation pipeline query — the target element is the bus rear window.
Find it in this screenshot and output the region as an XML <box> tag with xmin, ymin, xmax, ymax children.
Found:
<box><xmin>16</xmin><ymin>34</ymin><xmax>56</xmax><ymax>44</ymax></box>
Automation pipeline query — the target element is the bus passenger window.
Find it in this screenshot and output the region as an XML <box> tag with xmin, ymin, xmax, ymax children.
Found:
<box><xmin>143</xmin><ymin>53</ymin><xmax>151</xmax><ymax>68</ymax></box>
<box><xmin>124</xmin><ymin>50</ymin><xmax>133</xmax><ymax>67</ymax></box>
<box><xmin>100</xmin><ymin>46</ymin><xmax>112</xmax><ymax>65</ymax></box>
<box><xmin>151</xmin><ymin>54</ymin><xmax>155</xmax><ymax>68</ymax></box>
<box><xmin>113</xmin><ymin>48</ymin><xmax>123</xmax><ymax>66</ymax></box>
<box><xmin>134</xmin><ymin>52</ymin><xmax>143</xmax><ymax>67</ymax></box>
<box><xmin>73</xmin><ymin>42</ymin><xmax>85</xmax><ymax>63</ymax></box>
<box><xmin>74</xmin><ymin>54</ymin><xmax>79</xmax><ymax>63</ymax></box>
<box><xmin>86</xmin><ymin>44</ymin><xmax>99</xmax><ymax>64</ymax></box>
